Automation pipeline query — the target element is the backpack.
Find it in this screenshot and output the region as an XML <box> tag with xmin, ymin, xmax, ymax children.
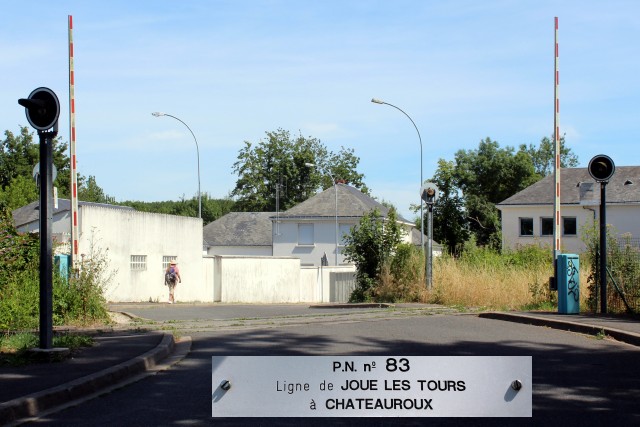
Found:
<box><xmin>165</xmin><ymin>267</ymin><xmax>177</xmax><ymax>284</ymax></box>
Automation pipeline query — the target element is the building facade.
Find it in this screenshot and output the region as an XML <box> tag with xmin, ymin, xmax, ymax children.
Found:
<box><xmin>497</xmin><ymin>166</ymin><xmax>640</xmax><ymax>253</ymax></box>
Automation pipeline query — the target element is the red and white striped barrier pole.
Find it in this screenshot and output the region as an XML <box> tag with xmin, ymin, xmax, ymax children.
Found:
<box><xmin>69</xmin><ymin>15</ymin><xmax>80</xmax><ymax>268</ymax></box>
<box><xmin>553</xmin><ymin>17</ymin><xmax>561</xmax><ymax>261</ymax></box>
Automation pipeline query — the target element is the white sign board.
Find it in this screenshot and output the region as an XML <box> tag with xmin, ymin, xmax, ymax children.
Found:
<box><xmin>212</xmin><ymin>356</ymin><xmax>531</xmax><ymax>417</ymax></box>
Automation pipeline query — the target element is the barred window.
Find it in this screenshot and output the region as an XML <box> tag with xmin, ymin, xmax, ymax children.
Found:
<box><xmin>162</xmin><ymin>256</ymin><xmax>177</xmax><ymax>270</ymax></box>
<box><xmin>130</xmin><ymin>255</ymin><xmax>147</xmax><ymax>271</ymax></box>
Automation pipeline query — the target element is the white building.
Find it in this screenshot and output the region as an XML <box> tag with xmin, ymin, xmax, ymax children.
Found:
<box><xmin>13</xmin><ymin>200</ymin><xmax>206</xmax><ymax>302</ymax></box>
<box><xmin>497</xmin><ymin>166</ymin><xmax>640</xmax><ymax>254</ymax></box>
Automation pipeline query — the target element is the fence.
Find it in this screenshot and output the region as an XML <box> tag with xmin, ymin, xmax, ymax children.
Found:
<box><xmin>329</xmin><ymin>272</ymin><xmax>357</xmax><ymax>303</ymax></box>
<box><xmin>588</xmin><ymin>237</ymin><xmax>640</xmax><ymax>314</ymax></box>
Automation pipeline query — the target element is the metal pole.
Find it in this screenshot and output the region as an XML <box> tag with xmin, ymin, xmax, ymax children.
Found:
<box><xmin>305</xmin><ymin>163</ymin><xmax>338</xmax><ymax>265</ymax></box>
<box><xmin>599</xmin><ymin>182</ymin><xmax>607</xmax><ymax>314</ymax></box>
<box><xmin>427</xmin><ymin>203</ymin><xmax>433</xmax><ymax>289</ymax></box>
<box><xmin>371</xmin><ymin>99</ymin><xmax>426</xmax><ymax>284</ymax></box>
<box><xmin>152</xmin><ymin>113</ymin><xmax>201</xmax><ymax>218</ymax></box>
<box><xmin>330</xmin><ymin>172</ymin><xmax>338</xmax><ymax>266</ymax></box>
<box><xmin>39</xmin><ymin>130</ymin><xmax>55</xmax><ymax>349</ymax></box>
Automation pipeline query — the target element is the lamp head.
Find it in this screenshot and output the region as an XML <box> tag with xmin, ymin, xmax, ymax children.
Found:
<box><xmin>371</xmin><ymin>98</ymin><xmax>384</xmax><ymax>104</ymax></box>
<box><xmin>304</xmin><ymin>162</ymin><xmax>315</xmax><ymax>167</ymax></box>
<box><xmin>151</xmin><ymin>112</ymin><xmax>165</xmax><ymax>117</ymax></box>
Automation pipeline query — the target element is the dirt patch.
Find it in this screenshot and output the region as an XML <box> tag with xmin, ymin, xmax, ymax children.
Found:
<box><xmin>108</xmin><ymin>312</ymin><xmax>133</xmax><ymax>325</ymax></box>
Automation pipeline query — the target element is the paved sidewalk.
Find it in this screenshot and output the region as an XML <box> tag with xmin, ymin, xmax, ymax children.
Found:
<box><xmin>0</xmin><ymin>331</ymin><xmax>179</xmax><ymax>426</ymax></box>
<box><xmin>479</xmin><ymin>311</ymin><xmax>640</xmax><ymax>347</ymax></box>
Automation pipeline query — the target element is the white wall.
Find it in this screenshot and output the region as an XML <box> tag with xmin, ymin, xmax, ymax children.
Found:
<box><xmin>499</xmin><ymin>203</ymin><xmax>639</xmax><ymax>254</ymax></box>
<box><xmin>607</xmin><ymin>205</ymin><xmax>640</xmax><ymax>237</ymax></box>
<box><xmin>214</xmin><ymin>256</ymin><xmax>301</xmax><ymax>303</ymax></box>
<box><xmin>212</xmin><ymin>256</ymin><xmax>355</xmax><ymax>303</ymax></box>
<box><xmin>79</xmin><ymin>206</ymin><xmax>207</xmax><ymax>302</ymax></box>
<box><xmin>301</xmin><ymin>265</ymin><xmax>357</xmax><ymax>302</ymax></box>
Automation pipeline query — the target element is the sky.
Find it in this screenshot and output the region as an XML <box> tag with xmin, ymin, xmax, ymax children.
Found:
<box><xmin>2</xmin><ymin>0</ymin><xmax>639</xmax><ymax>220</ymax></box>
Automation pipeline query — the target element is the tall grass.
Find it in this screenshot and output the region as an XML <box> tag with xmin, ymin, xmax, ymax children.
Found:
<box><xmin>375</xmin><ymin>244</ymin><xmax>591</xmax><ymax>310</ymax></box>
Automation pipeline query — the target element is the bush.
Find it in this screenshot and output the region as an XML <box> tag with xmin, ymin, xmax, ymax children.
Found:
<box><xmin>57</xmin><ymin>230</ymin><xmax>113</xmax><ymax>325</ymax></box>
<box><xmin>343</xmin><ymin>208</ymin><xmax>403</xmax><ymax>302</ymax></box>
<box><xmin>376</xmin><ymin>244</ymin><xmax>427</xmax><ymax>302</ymax></box>
<box><xmin>0</xmin><ymin>209</ymin><xmax>111</xmax><ymax>331</ymax></box>
<box><xmin>582</xmin><ymin>222</ymin><xmax>640</xmax><ymax>313</ymax></box>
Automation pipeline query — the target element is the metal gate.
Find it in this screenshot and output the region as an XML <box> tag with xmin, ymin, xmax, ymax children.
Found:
<box><xmin>329</xmin><ymin>272</ymin><xmax>356</xmax><ymax>303</ymax></box>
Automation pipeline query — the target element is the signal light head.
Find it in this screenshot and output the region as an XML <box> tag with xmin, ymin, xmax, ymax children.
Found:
<box><xmin>588</xmin><ymin>155</ymin><xmax>615</xmax><ymax>183</ymax></box>
<box><xmin>18</xmin><ymin>87</ymin><xmax>60</xmax><ymax>131</ymax></box>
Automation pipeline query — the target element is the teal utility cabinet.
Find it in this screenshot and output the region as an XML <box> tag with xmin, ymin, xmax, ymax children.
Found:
<box><xmin>557</xmin><ymin>254</ymin><xmax>579</xmax><ymax>314</ymax></box>
<box><xmin>54</xmin><ymin>254</ymin><xmax>71</xmax><ymax>281</ymax></box>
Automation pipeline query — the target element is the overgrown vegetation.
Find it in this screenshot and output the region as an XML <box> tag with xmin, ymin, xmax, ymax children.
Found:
<box><xmin>342</xmin><ymin>208</ymin><xmax>403</xmax><ymax>302</ymax></box>
<box><xmin>344</xmin><ymin>209</ymin><xmax>589</xmax><ymax>309</ymax></box>
<box><xmin>0</xmin><ymin>209</ymin><xmax>111</xmax><ymax>332</ymax></box>
<box><xmin>582</xmin><ymin>223</ymin><xmax>640</xmax><ymax>314</ymax></box>
<box><xmin>431</xmin><ymin>246</ymin><xmax>572</xmax><ymax>310</ymax></box>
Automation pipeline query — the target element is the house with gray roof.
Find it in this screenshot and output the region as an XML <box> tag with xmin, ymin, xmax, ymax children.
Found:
<box><xmin>272</xmin><ymin>183</ymin><xmax>418</xmax><ymax>266</ymax></box>
<box><xmin>497</xmin><ymin>166</ymin><xmax>640</xmax><ymax>253</ymax></box>
<box><xmin>204</xmin><ymin>211</ymin><xmax>275</xmax><ymax>256</ymax></box>
<box><xmin>204</xmin><ymin>184</ymin><xmax>439</xmax><ymax>266</ymax></box>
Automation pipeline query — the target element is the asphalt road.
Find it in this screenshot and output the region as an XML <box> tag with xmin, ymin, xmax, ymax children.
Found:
<box><xmin>31</xmin><ymin>306</ymin><xmax>640</xmax><ymax>426</ymax></box>
<box><xmin>110</xmin><ymin>302</ymin><xmax>409</xmax><ymax>321</ymax></box>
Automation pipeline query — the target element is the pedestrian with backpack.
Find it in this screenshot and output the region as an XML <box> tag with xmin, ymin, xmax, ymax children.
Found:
<box><xmin>165</xmin><ymin>260</ymin><xmax>182</xmax><ymax>303</ymax></box>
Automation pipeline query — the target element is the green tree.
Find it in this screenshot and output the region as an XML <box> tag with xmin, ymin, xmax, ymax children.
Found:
<box><xmin>231</xmin><ymin>129</ymin><xmax>366</xmax><ymax>212</ymax></box>
<box><xmin>429</xmin><ymin>159</ymin><xmax>469</xmax><ymax>255</ymax></box>
<box><xmin>427</xmin><ymin>138</ymin><xmax>540</xmax><ymax>250</ymax></box>
<box><xmin>453</xmin><ymin>138</ymin><xmax>539</xmax><ymax>248</ymax></box>
<box><xmin>0</xmin><ymin>126</ymin><xmax>70</xmax><ymax>199</ymax></box>
<box><xmin>0</xmin><ymin>175</ymin><xmax>38</xmax><ymax>211</ymax></box>
<box><xmin>0</xmin><ymin>127</ymin><xmax>118</xmax><ymax>211</ymax></box>
<box><xmin>118</xmin><ymin>193</ymin><xmax>234</xmax><ymax>225</ymax></box>
<box><xmin>520</xmin><ymin>135</ymin><xmax>579</xmax><ymax>177</ymax></box>
<box><xmin>78</xmin><ymin>175</ymin><xmax>115</xmax><ymax>204</ymax></box>
<box><xmin>342</xmin><ymin>208</ymin><xmax>403</xmax><ymax>301</ymax></box>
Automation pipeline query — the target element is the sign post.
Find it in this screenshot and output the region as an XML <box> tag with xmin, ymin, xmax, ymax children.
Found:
<box><xmin>18</xmin><ymin>87</ymin><xmax>60</xmax><ymax>350</ymax></box>
<box><xmin>588</xmin><ymin>154</ymin><xmax>615</xmax><ymax>314</ymax></box>
<box><xmin>420</xmin><ymin>183</ymin><xmax>439</xmax><ymax>290</ymax></box>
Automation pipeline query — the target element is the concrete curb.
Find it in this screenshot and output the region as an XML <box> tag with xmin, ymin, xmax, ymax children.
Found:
<box><xmin>479</xmin><ymin>312</ymin><xmax>640</xmax><ymax>347</ymax></box>
<box><xmin>0</xmin><ymin>333</ymin><xmax>175</xmax><ymax>426</ymax></box>
<box><xmin>309</xmin><ymin>303</ymin><xmax>394</xmax><ymax>309</ymax></box>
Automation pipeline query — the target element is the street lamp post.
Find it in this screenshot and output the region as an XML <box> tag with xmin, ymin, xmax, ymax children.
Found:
<box><xmin>305</xmin><ymin>163</ymin><xmax>339</xmax><ymax>266</ymax></box>
<box><xmin>371</xmin><ymin>98</ymin><xmax>427</xmax><ymax>285</ymax></box>
<box><xmin>152</xmin><ymin>112</ymin><xmax>201</xmax><ymax>219</ymax></box>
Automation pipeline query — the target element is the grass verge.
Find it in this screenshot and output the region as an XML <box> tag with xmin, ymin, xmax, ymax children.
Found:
<box><xmin>0</xmin><ymin>333</ymin><xmax>94</xmax><ymax>366</ymax></box>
